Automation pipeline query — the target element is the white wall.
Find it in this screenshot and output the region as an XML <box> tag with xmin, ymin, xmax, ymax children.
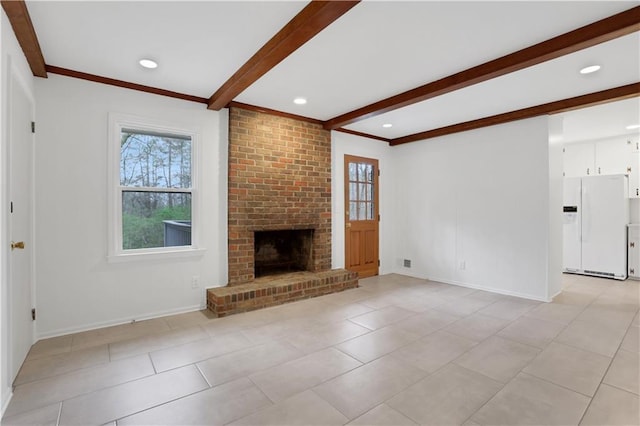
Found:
<box><xmin>547</xmin><ymin>135</ymin><xmax>564</xmax><ymax>299</ymax></box>
<box><xmin>331</xmin><ymin>131</ymin><xmax>394</xmax><ymax>273</ymax></box>
<box><xmin>1</xmin><ymin>9</ymin><xmax>37</xmax><ymax>415</ymax></box>
<box><xmin>34</xmin><ymin>75</ymin><xmax>228</xmax><ymax>338</ymax></box>
<box><xmin>390</xmin><ymin>117</ymin><xmax>559</xmax><ymax>301</ymax></box>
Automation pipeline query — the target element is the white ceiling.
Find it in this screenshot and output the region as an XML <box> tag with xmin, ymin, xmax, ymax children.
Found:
<box><xmin>557</xmin><ymin>97</ymin><xmax>640</xmax><ymax>144</ymax></box>
<box><xmin>25</xmin><ymin>0</ymin><xmax>640</xmax><ymax>142</ymax></box>
<box><xmin>345</xmin><ymin>32</ymin><xmax>640</xmax><ymax>139</ymax></box>
<box><xmin>27</xmin><ymin>1</ymin><xmax>308</xmax><ymax>96</ymax></box>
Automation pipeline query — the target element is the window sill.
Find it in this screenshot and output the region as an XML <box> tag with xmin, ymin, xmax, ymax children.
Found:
<box><xmin>107</xmin><ymin>247</ymin><xmax>206</xmax><ymax>263</ymax></box>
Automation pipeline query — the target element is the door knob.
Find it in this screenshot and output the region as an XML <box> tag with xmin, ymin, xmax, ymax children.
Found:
<box><xmin>346</xmin><ymin>223</ymin><xmax>351</xmax><ymax>228</ymax></box>
<box><xmin>11</xmin><ymin>241</ymin><xmax>25</xmax><ymax>250</ymax></box>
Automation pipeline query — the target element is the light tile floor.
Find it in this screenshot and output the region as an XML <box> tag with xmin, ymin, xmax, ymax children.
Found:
<box><xmin>2</xmin><ymin>273</ymin><xmax>639</xmax><ymax>425</ymax></box>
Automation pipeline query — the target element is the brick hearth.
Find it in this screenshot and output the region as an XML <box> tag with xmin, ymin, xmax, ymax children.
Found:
<box><xmin>207</xmin><ymin>270</ymin><xmax>358</xmax><ymax>317</ymax></box>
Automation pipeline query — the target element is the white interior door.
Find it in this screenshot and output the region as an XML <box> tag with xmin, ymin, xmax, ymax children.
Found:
<box><xmin>562</xmin><ymin>177</ymin><xmax>582</xmax><ymax>271</ymax></box>
<box><xmin>9</xmin><ymin>72</ymin><xmax>34</xmax><ymax>382</ymax></box>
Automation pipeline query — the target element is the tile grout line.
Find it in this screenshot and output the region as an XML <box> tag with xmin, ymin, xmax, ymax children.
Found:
<box><xmin>55</xmin><ymin>401</ymin><xmax>62</xmax><ymax>426</ymax></box>
<box><xmin>194</xmin><ymin>363</ymin><xmax>212</xmax><ymax>388</ymax></box>
<box><xmin>111</xmin><ymin>381</ymin><xmax>214</xmax><ymax>425</ymax></box>
<box><xmin>6</xmin><ymin>276</ymin><xmax>638</xmax><ymax>425</ymax></box>
<box><xmin>420</xmin><ymin>301</ymin><xmax>597</xmax><ymax>424</ymax></box>
<box><xmin>14</xmin><ymin>346</ymin><xmax>112</xmax><ymax>388</ymax></box>
<box><xmin>577</xmin><ymin>308</ymin><xmax>639</xmax><ymax>425</ymax></box>
<box><xmin>147</xmin><ymin>352</ymin><xmax>158</xmax><ymax>375</ymax></box>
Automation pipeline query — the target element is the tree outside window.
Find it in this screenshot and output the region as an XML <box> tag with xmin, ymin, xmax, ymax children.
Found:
<box><xmin>120</xmin><ymin>129</ymin><xmax>193</xmax><ymax>250</ymax></box>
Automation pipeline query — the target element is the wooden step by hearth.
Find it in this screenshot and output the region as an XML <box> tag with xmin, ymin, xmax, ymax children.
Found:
<box><xmin>207</xmin><ymin>269</ymin><xmax>358</xmax><ymax>318</ymax></box>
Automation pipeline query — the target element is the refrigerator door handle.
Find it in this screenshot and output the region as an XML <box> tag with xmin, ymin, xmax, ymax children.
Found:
<box><xmin>577</xmin><ymin>185</ymin><xmax>582</xmax><ymax>244</ymax></box>
<box><xmin>582</xmin><ymin>185</ymin><xmax>590</xmax><ymax>243</ymax></box>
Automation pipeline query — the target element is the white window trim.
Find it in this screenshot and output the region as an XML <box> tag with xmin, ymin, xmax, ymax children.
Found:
<box><xmin>107</xmin><ymin>113</ymin><xmax>204</xmax><ymax>262</ymax></box>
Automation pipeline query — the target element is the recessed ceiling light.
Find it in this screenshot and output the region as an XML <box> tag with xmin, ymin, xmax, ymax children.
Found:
<box><xmin>579</xmin><ymin>65</ymin><xmax>601</xmax><ymax>75</ymax></box>
<box><xmin>382</xmin><ymin>123</ymin><xmax>393</xmax><ymax>128</ymax></box>
<box><xmin>139</xmin><ymin>59</ymin><xmax>158</xmax><ymax>69</ymax></box>
<box><xmin>293</xmin><ymin>97</ymin><xmax>307</xmax><ymax>105</ymax></box>
<box><xmin>627</xmin><ymin>124</ymin><xmax>640</xmax><ymax>130</ymax></box>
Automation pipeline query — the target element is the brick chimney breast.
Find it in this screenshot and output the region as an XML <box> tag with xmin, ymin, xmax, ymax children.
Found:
<box><xmin>227</xmin><ymin>108</ymin><xmax>332</xmax><ymax>285</ymax></box>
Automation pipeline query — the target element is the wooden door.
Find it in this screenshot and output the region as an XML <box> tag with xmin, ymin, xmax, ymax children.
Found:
<box><xmin>344</xmin><ymin>155</ymin><xmax>379</xmax><ymax>278</ymax></box>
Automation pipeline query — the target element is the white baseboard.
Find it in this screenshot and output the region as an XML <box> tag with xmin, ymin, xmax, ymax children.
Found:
<box><xmin>432</xmin><ymin>277</ymin><xmax>551</xmax><ymax>302</ymax></box>
<box><xmin>388</xmin><ymin>269</ymin><xmax>551</xmax><ymax>302</ymax></box>
<box><xmin>36</xmin><ymin>303</ymin><xmax>203</xmax><ymax>340</ymax></box>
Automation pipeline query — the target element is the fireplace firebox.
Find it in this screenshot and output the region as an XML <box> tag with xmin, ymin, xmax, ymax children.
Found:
<box><xmin>254</xmin><ymin>229</ymin><xmax>314</xmax><ymax>278</ymax></box>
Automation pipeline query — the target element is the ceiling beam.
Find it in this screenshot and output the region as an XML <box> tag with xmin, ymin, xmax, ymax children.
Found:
<box><xmin>1</xmin><ymin>0</ymin><xmax>47</xmax><ymax>77</ymax></box>
<box><xmin>390</xmin><ymin>83</ymin><xmax>640</xmax><ymax>146</ymax></box>
<box><xmin>46</xmin><ymin>65</ymin><xmax>209</xmax><ymax>104</ymax></box>
<box><xmin>325</xmin><ymin>5</ymin><xmax>640</xmax><ymax>130</ymax></box>
<box><xmin>208</xmin><ymin>0</ymin><xmax>360</xmax><ymax>111</ymax></box>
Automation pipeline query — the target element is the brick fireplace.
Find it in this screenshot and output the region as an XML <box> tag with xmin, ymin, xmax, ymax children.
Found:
<box><xmin>206</xmin><ymin>107</ymin><xmax>358</xmax><ymax>317</ymax></box>
<box><xmin>227</xmin><ymin>107</ymin><xmax>332</xmax><ymax>285</ymax></box>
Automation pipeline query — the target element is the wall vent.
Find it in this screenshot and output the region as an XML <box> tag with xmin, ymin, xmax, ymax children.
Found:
<box><xmin>403</xmin><ymin>259</ymin><xmax>411</xmax><ymax>268</ymax></box>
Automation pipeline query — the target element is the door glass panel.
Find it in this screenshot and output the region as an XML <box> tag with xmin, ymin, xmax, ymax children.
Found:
<box><xmin>347</xmin><ymin>159</ymin><xmax>376</xmax><ymax>222</ymax></box>
<box><xmin>358</xmin><ymin>163</ymin><xmax>366</xmax><ymax>181</ymax></box>
<box><xmin>349</xmin><ymin>202</ymin><xmax>358</xmax><ymax>220</ymax></box>
<box><xmin>358</xmin><ymin>202</ymin><xmax>367</xmax><ymax>220</ymax></box>
<box><xmin>350</xmin><ymin>183</ymin><xmax>357</xmax><ymax>200</ymax></box>
<box><xmin>349</xmin><ymin>163</ymin><xmax>357</xmax><ymax>181</ymax></box>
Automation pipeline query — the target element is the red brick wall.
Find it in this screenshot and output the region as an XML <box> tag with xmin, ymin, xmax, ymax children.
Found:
<box><xmin>228</xmin><ymin>108</ymin><xmax>332</xmax><ymax>285</ymax></box>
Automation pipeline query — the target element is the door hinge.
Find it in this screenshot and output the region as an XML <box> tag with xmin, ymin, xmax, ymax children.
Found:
<box><xmin>378</xmin><ymin>169</ymin><xmax>380</xmax><ymax>177</ymax></box>
<box><xmin>10</xmin><ymin>201</ymin><xmax>13</xmax><ymax>213</ymax></box>
<box><xmin>378</xmin><ymin>214</ymin><xmax>380</xmax><ymax>221</ymax></box>
<box><xmin>631</xmin><ymin>242</ymin><xmax>635</xmax><ymax>248</ymax></box>
<box><xmin>31</xmin><ymin>121</ymin><xmax>35</xmax><ymax>133</ymax></box>
<box><xmin>31</xmin><ymin>308</ymin><xmax>36</xmax><ymax>321</ymax></box>
<box><xmin>631</xmin><ymin>268</ymin><xmax>635</xmax><ymax>275</ymax></box>
<box><xmin>378</xmin><ymin>260</ymin><xmax>380</xmax><ymax>267</ymax></box>
<box><xmin>628</xmin><ymin>166</ymin><xmax>632</xmax><ymax>173</ymax></box>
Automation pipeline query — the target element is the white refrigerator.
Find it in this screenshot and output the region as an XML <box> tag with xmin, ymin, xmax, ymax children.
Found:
<box><xmin>563</xmin><ymin>174</ymin><xmax>629</xmax><ymax>280</ymax></box>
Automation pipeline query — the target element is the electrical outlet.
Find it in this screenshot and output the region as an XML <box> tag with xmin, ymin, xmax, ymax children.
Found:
<box><xmin>459</xmin><ymin>260</ymin><xmax>466</xmax><ymax>270</ymax></box>
<box><xmin>191</xmin><ymin>276</ymin><xmax>200</xmax><ymax>289</ymax></box>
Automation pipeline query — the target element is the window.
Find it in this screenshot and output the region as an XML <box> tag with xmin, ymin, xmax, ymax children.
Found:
<box><xmin>109</xmin><ymin>115</ymin><xmax>201</xmax><ymax>260</ymax></box>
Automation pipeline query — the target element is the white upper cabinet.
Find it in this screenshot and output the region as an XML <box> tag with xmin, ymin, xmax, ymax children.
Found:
<box><xmin>564</xmin><ymin>135</ymin><xmax>640</xmax><ymax>198</ymax></box>
<box><xmin>595</xmin><ymin>138</ymin><xmax>632</xmax><ymax>175</ymax></box>
<box><xmin>563</xmin><ymin>143</ymin><xmax>595</xmax><ymax>177</ymax></box>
